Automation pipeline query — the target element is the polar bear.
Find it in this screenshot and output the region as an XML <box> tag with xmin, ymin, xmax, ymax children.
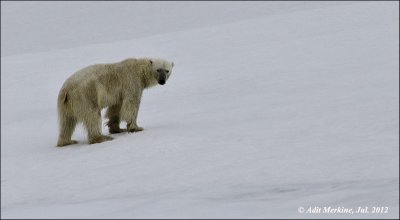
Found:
<box><xmin>56</xmin><ymin>58</ymin><xmax>174</xmax><ymax>147</ymax></box>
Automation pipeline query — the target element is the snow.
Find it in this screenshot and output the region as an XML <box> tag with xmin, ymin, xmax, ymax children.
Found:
<box><xmin>1</xmin><ymin>1</ymin><xmax>399</xmax><ymax>219</ymax></box>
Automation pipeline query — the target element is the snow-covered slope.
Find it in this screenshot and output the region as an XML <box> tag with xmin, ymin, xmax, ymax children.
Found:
<box><xmin>1</xmin><ymin>2</ymin><xmax>399</xmax><ymax>218</ymax></box>
<box><xmin>1</xmin><ymin>1</ymin><xmax>353</xmax><ymax>56</ymax></box>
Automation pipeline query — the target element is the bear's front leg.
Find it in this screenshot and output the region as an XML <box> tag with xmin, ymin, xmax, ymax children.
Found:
<box><xmin>106</xmin><ymin>104</ymin><xmax>127</xmax><ymax>134</ymax></box>
<box><xmin>120</xmin><ymin>94</ymin><xmax>144</xmax><ymax>133</ymax></box>
<box><xmin>127</xmin><ymin>123</ymin><xmax>144</xmax><ymax>132</ymax></box>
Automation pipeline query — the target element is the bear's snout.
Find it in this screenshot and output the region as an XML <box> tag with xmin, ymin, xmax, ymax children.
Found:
<box><xmin>157</xmin><ymin>70</ymin><xmax>167</xmax><ymax>85</ymax></box>
<box><xmin>158</xmin><ymin>80</ymin><xmax>166</xmax><ymax>85</ymax></box>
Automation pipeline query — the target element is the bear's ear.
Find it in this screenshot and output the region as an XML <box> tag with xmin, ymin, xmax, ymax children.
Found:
<box><xmin>171</xmin><ymin>62</ymin><xmax>174</xmax><ymax>68</ymax></box>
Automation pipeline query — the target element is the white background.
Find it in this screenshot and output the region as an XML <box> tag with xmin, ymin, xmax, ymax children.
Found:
<box><xmin>1</xmin><ymin>1</ymin><xmax>399</xmax><ymax>218</ymax></box>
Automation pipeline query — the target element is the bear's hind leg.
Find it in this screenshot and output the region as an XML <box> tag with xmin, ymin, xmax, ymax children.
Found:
<box><xmin>84</xmin><ymin>110</ymin><xmax>113</xmax><ymax>144</ymax></box>
<box><xmin>57</xmin><ymin>115</ymin><xmax>78</xmax><ymax>147</ymax></box>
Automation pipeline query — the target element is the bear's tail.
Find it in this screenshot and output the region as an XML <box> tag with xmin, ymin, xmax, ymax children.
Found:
<box><xmin>57</xmin><ymin>89</ymin><xmax>72</xmax><ymax>117</ymax></box>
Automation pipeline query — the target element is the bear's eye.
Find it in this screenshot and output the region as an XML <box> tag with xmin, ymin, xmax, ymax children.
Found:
<box><xmin>166</xmin><ymin>70</ymin><xmax>169</xmax><ymax>73</ymax></box>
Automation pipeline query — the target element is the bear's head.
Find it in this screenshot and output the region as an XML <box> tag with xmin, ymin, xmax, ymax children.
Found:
<box><xmin>150</xmin><ymin>59</ymin><xmax>174</xmax><ymax>85</ymax></box>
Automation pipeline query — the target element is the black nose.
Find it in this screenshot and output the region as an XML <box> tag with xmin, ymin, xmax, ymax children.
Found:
<box><xmin>159</xmin><ymin>80</ymin><xmax>166</xmax><ymax>85</ymax></box>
